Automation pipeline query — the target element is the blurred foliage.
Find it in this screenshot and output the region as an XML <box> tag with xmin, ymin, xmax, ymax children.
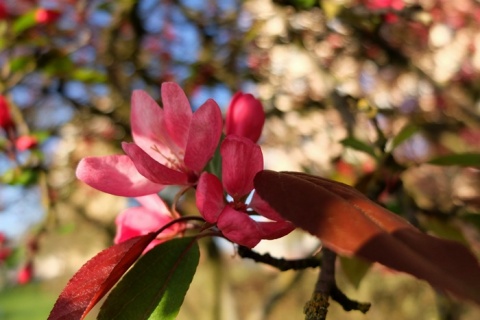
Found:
<box><xmin>0</xmin><ymin>0</ymin><xmax>480</xmax><ymax>319</ymax></box>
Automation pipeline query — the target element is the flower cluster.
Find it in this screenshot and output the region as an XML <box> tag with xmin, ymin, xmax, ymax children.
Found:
<box><xmin>77</xmin><ymin>83</ymin><xmax>293</xmax><ymax>248</ymax></box>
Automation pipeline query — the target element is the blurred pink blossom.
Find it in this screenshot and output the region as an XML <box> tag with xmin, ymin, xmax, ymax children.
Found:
<box><xmin>34</xmin><ymin>8</ymin><xmax>60</xmax><ymax>24</ymax></box>
<box><xmin>115</xmin><ymin>194</ymin><xmax>181</xmax><ymax>251</ymax></box>
<box><xmin>15</xmin><ymin>135</ymin><xmax>37</xmax><ymax>151</ymax></box>
<box><xmin>0</xmin><ymin>95</ymin><xmax>13</xmax><ymax>131</ymax></box>
<box><xmin>17</xmin><ymin>262</ymin><xmax>33</xmax><ymax>285</ymax></box>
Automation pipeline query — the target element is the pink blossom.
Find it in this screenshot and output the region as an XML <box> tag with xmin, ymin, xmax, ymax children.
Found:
<box><xmin>0</xmin><ymin>3</ymin><xmax>7</xmax><ymax>20</ymax></box>
<box><xmin>0</xmin><ymin>248</ymin><xmax>11</xmax><ymax>261</ymax></box>
<box><xmin>363</xmin><ymin>0</ymin><xmax>404</xmax><ymax>10</ymax></box>
<box><xmin>0</xmin><ymin>95</ymin><xmax>13</xmax><ymax>131</ymax></box>
<box><xmin>15</xmin><ymin>135</ymin><xmax>37</xmax><ymax>151</ymax></box>
<box><xmin>77</xmin><ymin>155</ymin><xmax>164</xmax><ymax>197</ymax></box>
<box><xmin>76</xmin><ymin>82</ymin><xmax>223</xmax><ymax>196</ymax></box>
<box><xmin>225</xmin><ymin>92</ymin><xmax>265</xmax><ymax>143</ymax></box>
<box><xmin>17</xmin><ymin>262</ymin><xmax>33</xmax><ymax>285</ymax></box>
<box><xmin>115</xmin><ymin>194</ymin><xmax>181</xmax><ymax>251</ymax></box>
<box><xmin>196</xmin><ymin>135</ymin><xmax>294</xmax><ymax>248</ymax></box>
<box><xmin>34</xmin><ymin>8</ymin><xmax>60</xmax><ymax>24</ymax></box>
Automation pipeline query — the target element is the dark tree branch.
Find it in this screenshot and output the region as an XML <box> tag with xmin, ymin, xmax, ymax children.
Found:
<box><xmin>237</xmin><ymin>245</ymin><xmax>321</xmax><ymax>271</ymax></box>
<box><xmin>304</xmin><ymin>248</ymin><xmax>371</xmax><ymax>320</ymax></box>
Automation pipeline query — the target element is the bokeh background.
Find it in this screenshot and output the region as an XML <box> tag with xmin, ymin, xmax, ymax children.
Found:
<box><xmin>1</xmin><ymin>0</ymin><xmax>480</xmax><ymax>319</ymax></box>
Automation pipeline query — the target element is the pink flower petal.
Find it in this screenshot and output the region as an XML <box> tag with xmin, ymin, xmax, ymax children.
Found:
<box><xmin>122</xmin><ymin>142</ymin><xmax>188</xmax><ymax>185</ymax></box>
<box><xmin>114</xmin><ymin>207</ymin><xmax>174</xmax><ymax>244</ymax></box>
<box><xmin>184</xmin><ymin>99</ymin><xmax>223</xmax><ymax>172</ymax></box>
<box><xmin>250</xmin><ymin>192</ymin><xmax>286</xmax><ymax>222</ymax></box>
<box><xmin>76</xmin><ymin>155</ymin><xmax>163</xmax><ymax>197</ymax></box>
<box><xmin>221</xmin><ymin>135</ymin><xmax>263</xmax><ymax>199</ymax></box>
<box><xmin>131</xmin><ymin>90</ymin><xmax>175</xmax><ymax>164</ymax></box>
<box><xmin>256</xmin><ymin>221</ymin><xmax>295</xmax><ymax>240</ymax></box>
<box><xmin>196</xmin><ymin>173</ymin><xmax>225</xmax><ymax>223</ymax></box>
<box><xmin>136</xmin><ymin>194</ymin><xmax>170</xmax><ymax>213</ymax></box>
<box><xmin>217</xmin><ymin>206</ymin><xmax>262</xmax><ymax>248</ymax></box>
<box><xmin>162</xmin><ymin>82</ymin><xmax>192</xmax><ymax>150</ymax></box>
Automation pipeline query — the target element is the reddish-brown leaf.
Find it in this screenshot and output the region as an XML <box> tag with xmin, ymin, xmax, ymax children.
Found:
<box><xmin>48</xmin><ymin>233</ymin><xmax>157</xmax><ymax>320</ymax></box>
<box><xmin>254</xmin><ymin>170</ymin><xmax>480</xmax><ymax>304</ymax></box>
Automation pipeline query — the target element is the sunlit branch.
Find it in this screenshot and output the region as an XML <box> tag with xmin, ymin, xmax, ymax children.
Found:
<box><xmin>237</xmin><ymin>245</ymin><xmax>321</xmax><ymax>271</ymax></box>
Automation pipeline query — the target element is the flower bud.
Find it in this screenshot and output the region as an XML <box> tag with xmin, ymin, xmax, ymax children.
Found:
<box><xmin>34</xmin><ymin>8</ymin><xmax>60</xmax><ymax>24</ymax></box>
<box><xmin>15</xmin><ymin>135</ymin><xmax>38</xmax><ymax>151</ymax></box>
<box><xmin>225</xmin><ymin>92</ymin><xmax>265</xmax><ymax>143</ymax></box>
<box><xmin>17</xmin><ymin>262</ymin><xmax>33</xmax><ymax>285</ymax></box>
<box><xmin>0</xmin><ymin>3</ymin><xmax>7</xmax><ymax>20</ymax></box>
<box><xmin>0</xmin><ymin>95</ymin><xmax>13</xmax><ymax>131</ymax></box>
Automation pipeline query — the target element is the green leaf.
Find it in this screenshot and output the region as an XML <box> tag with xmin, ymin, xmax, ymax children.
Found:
<box><xmin>460</xmin><ymin>213</ymin><xmax>480</xmax><ymax>230</ymax></box>
<box><xmin>422</xmin><ymin>217</ymin><xmax>468</xmax><ymax>245</ymax></box>
<box><xmin>340</xmin><ymin>137</ymin><xmax>378</xmax><ymax>159</ymax></box>
<box><xmin>385</xmin><ymin>123</ymin><xmax>419</xmax><ymax>152</ymax></box>
<box><xmin>339</xmin><ymin>256</ymin><xmax>371</xmax><ymax>289</ymax></box>
<box><xmin>71</xmin><ymin>68</ymin><xmax>106</xmax><ymax>83</ymax></box>
<box><xmin>427</xmin><ymin>153</ymin><xmax>480</xmax><ymax>167</ymax></box>
<box><xmin>41</xmin><ymin>56</ymin><xmax>74</xmax><ymax>76</ymax></box>
<box><xmin>98</xmin><ymin>238</ymin><xmax>200</xmax><ymax>320</ymax></box>
<box><xmin>13</xmin><ymin>11</ymin><xmax>36</xmax><ymax>35</ymax></box>
<box><xmin>8</xmin><ymin>56</ymin><xmax>34</xmax><ymax>73</ymax></box>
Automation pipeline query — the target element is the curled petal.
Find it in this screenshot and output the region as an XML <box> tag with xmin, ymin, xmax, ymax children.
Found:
<box><xmin>250</xmin><ymin>192</ymin><xmax>287</xmax><ymax>222</ymax></box>
<box><xmin>184</xmin><ymin>99</ymin><xmax>223</xmax><ymax>172</ymax></box>
<box><xmin>122</xmin><ymin>142</ymin><xmax>188</xmax><ymax>185</ymax></box>
<box><xmin>76</xmin><ymin>155</ymin><xmax>163</xmax><ymax>197</ymax></box>
<box><xmin>162</xmin><ymin>82</ymin><xmax>192</xmax><ymax>150</ymax></box>
<box><xmin>221</xmin><ymin>135</ymin><xmax>263</xmax><ymax>199</ymax></box>
<box><xmin>196</xmin><ymin>173</ymin><xmax>225</xmax><ymax>223</ymax></box>
<box><xmin>217</xmin><ymin>206</ymin><xmax>262</xmax><ymax>248</ymax></box>
<box><xmin>257</xmin><ymin>221</ymin><xmax>295</xmax><ymax>240</ymax></box>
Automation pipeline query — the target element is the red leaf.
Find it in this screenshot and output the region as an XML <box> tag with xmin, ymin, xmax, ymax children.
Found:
<box><xmin>254</xmin><ymin>170</ymin><xmax>480</xmax><ymax>305</ymax></box>
<box><xmin>48</xmin><ymin>233</ymin><xmax>157</xmax><ymax>320</ymax></box>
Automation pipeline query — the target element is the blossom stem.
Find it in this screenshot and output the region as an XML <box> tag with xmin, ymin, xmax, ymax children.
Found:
<box><xmin>171</xmin><ymin>185</ymin><xmax>193</xmax><ymax>219</ymax></box>
<box><xmin>153</xmin><ymin>215</ymin><xmax>205</xmax><ymax>237</ymax></box>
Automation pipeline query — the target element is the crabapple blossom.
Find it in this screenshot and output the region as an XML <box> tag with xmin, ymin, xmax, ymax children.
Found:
<box><xmin>77</xmin><ymin>82</ymin><xmax>223</xmax><ymax>196</ymax></box>
<box><xmin>0</xmin><ymin>95</ymin><xmax>13</xmax><ymax>131</ymax></box>
<box><xmin>196</xmin><ymin>135</ymin><xmax>294</xmax><ymax>248</ymax></box>
<box><xmin>34</xmin><ymin>8</ymin><xmax>60</xmax><ymax>24</ymax></box>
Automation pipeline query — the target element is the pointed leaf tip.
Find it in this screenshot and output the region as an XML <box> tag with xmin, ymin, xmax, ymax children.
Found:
<box><xmin>48</xmin><ymin>233</ymin><xmax>157</xmax><ymax>320</ymax></box>
<box><xmin>254</xmin><ymin>170</ymin><xmax>480</xmax><ymax>305</ymax></box>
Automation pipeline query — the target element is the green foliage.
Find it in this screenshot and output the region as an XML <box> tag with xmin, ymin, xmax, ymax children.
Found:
<box><xmin>71</xmin><ymin>68</ymin><xmax>107</xmax><ymax>83</ymax></box>
<box><xmin>0</xmin><ymin>284</ymin><xmax>57</xmax><ymax>320</ymax></box>
<box><xmin>385</xmin><ymin>124</ymin><xmax>420</xmax><ymax>152</ymax></box>
<box><xmin>98</xmin><ymin>238</ymin><xmax>200</xmax><ymax>320</ymax></box>
<box><xmin>340</xmin><ymin>137</ymin><xmax>378</xmax><ymax>159</ymax></box>
<box><xmin>339</xmin><ymin>256</ymin><xmax>372</xmax><ymax>289</ymax></box>
<box><xmin>12</xmin><ymin>11</ymin><xmax>36</xmax><ymax>35</ymax></box>
<box><xmin>427</xmin><ymin>153</ymin><xmax>480</xmax><ymax>167</ymax></box>
<box><xmin>422</xmin><ymin>217</ymin><xmax>468</xmax><ymax>245</ymax></box>
<box><xmin>1</xmin><ymin>169</ymin><xmax>38</xmax><ymax>186</ymax></box>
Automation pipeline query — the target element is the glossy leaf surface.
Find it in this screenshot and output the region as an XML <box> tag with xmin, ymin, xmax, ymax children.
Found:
<box><xmin>254</xmin><ymin>170</ymin><xmax>480</xmax><ymax>304</ymax></box>
<box><xmin>98</xmin><ymin>237</ymin><xmax>199</xmax><ymax>320</ymax></box>
<box><xmin>48</xmin><ymin>233</ymin><xmax>157</xmax><ymax>320</ymax></box>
